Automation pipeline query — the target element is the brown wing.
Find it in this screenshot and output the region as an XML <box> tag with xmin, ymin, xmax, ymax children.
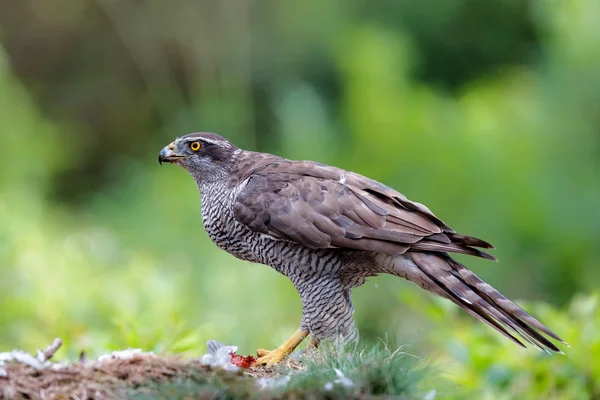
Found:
<box><xmin>232</xmin><ymin>159</ymin><xmax>495</xmax><ymax>259</ymax></box>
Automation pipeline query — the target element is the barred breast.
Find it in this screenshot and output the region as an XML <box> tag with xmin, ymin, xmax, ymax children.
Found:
<box><xmin>199</xmin><ymin>183</ymin><xmax>259</xmax><ymax>262</ymax></box>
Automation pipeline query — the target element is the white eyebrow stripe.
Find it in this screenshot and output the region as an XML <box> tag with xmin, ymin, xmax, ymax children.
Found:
<box><xmin>198</xmin><ymin>138</ymin><xmax>231</xmax><ymax>147</ymax></box>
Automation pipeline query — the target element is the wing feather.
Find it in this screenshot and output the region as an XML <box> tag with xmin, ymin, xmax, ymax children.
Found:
<box><xmin>232</xmin><ymin>159</ymin><xmax>494</xmax><ymax>258</ymax></box>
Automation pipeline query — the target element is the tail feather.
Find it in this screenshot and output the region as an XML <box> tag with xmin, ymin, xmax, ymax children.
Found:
<box><xmin>409</xmin><ymin>253</ymin><xmax>541</xmax><ymax>351</ymax></box>
<box><xmin>446</xmin><ymin>233</ymin><xmax>494</xmax><ymax>249</ymax></box>
<box><xmin>412</xmin><ymin>232</ymin><xmax>498</xmax><ymax>261</ymax></box>
<box><xmin>397</xmin><ymin>252</ymin><xmax>566</xmax><ymax>353</ymax></box>
<box><xmin>417</xmin><ymin>262</ymin><xmax>530</xmax><ymax>349</ymax></box>
<box><xmin>411</xmin><ymin>241</ymin><xmax>497</xmax><ymax>261</ymax></box>
<box><xmin>447</xmin><ymin>257</ymin><xmax>566</xmax><ymax>344</ymax></box>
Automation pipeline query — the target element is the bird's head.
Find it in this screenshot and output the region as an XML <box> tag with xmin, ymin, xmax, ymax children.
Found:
<box><xmin>158</xmin><ymin>132</ymin><xmax>238</xmax><ymax>182</ymax></box>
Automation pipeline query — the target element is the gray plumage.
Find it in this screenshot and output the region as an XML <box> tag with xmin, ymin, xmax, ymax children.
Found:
<box><xmin>158</xmin><ymin>132</ymin><xmax>566</xmax><ymax>357</ymax></box>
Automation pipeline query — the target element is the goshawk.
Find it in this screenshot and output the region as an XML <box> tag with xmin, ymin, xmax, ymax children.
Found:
<box><xmin>158</xmin><ymin>132</ymin><xmax>565</xmax><ymax>365</ymax></box>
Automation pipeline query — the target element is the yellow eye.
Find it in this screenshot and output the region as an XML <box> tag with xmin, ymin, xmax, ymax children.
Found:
<box><xmin>190</xmin><ymin>141</ymin><xmax>201</xmax><ymax>151</ymax></box>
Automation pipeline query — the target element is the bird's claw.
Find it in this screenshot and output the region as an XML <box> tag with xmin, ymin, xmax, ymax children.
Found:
<box><xmin>254</xmin><ymin>347</ymin><xmax>288</xmax><ymax>366</ymax></box>
<box><xmin>253</xmin><ymin>329</ymin><xmax>309</xmax><ymax>367</ymax></box>
<box><xmin>256</xmin><ymin>348</ymin><xmax>272</xmax><ymax>358</ymax></box>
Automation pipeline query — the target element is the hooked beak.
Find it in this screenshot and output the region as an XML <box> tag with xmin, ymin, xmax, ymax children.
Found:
<box><xmin>158</xmin><ymin>142</ymin><xmax>188</xmax><ymax>165</ymax></box>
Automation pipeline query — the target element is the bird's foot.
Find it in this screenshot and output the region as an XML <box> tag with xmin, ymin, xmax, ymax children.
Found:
<box><xmin>254</xmin><ymin>329</ymin><xmax>309</xmax><ymax>366</ymax></box>
<box><xmin>254</xmin><ymin>347</ymin><xmax>288</xmax><ymax>366</ymax></box>
<box><xmin>256</xmin><ymin>348</ymin><xmax>272</xmax><ymax>357</ymax></box>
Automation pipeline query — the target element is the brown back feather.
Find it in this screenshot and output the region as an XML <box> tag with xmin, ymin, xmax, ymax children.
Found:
<box><xmin>232</xmin><ymin>158</ymin><xmax>493</xmax><ymax>258</ymax></box>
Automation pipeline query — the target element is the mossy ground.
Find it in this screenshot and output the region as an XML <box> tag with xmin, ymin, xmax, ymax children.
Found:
<box><xmin>0</xmin><ymin>342</ymin><xmax>440</xmax><ymax>400</ymax></box>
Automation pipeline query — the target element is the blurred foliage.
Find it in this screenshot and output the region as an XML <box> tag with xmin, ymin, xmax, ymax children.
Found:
<box><xmin>405</xmin><ymin>291</ymin><xmax>600</xmax><ymax>399</ymax></box>
<box><xmin>0</xmin><ymin>0</ymin><xmax>599</xmax><ymax>398</ymax></box>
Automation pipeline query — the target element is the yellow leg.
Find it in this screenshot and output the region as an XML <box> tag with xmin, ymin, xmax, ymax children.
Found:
<box><xmin>254</xmin><ymin>329</ymin><xmax>309</xmax><ymax>366</ymax></box>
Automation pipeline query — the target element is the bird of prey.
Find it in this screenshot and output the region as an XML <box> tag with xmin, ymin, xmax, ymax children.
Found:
<box><xmin>158</xmin><ymin>132</ymin><xmax>566</xmax><ymax>365</ymax></box>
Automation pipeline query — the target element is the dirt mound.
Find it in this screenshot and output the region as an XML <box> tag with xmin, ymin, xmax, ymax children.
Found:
<box><xmin>0</xmin><ymin>339</ymin><xmax>269</xmax><ymax>400</ymax></box>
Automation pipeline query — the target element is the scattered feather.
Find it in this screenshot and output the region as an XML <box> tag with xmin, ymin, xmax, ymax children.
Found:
<box><xmin>97</xmin><ymin>348</ymin><xmax>154</xmax><ymax>362</ymax></box>
<box><xmin>198</xmin><ymin>340</ymin><xmax>240</xmax><ymax>372</ymax></box>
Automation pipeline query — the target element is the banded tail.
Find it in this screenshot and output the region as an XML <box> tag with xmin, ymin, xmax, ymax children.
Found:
<box><xmin>395</xmin><ymin>252</ymin><xmax>567</xmax><ymax>353</ymax></box>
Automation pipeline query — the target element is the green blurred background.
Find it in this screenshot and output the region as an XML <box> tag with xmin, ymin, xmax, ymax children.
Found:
<box><xmin>1</xmin><ymin>0</ymin><xmax>599</xmax><ymax>397</ymax></box>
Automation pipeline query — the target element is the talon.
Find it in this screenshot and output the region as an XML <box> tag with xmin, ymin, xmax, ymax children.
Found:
<box><xmin>253</xmin><ymin>329</ymin><xmax>309</xmax><ymax>367</ymax></box>
<box><xmin>256</xmin><ymin>348</ymin><xmax>272</xmax><ymax>357</ymax></box>
<box><xmin>255</xmin><ymin>348</ymin><xmax>287</xmax><ymax>366</ymax></box>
